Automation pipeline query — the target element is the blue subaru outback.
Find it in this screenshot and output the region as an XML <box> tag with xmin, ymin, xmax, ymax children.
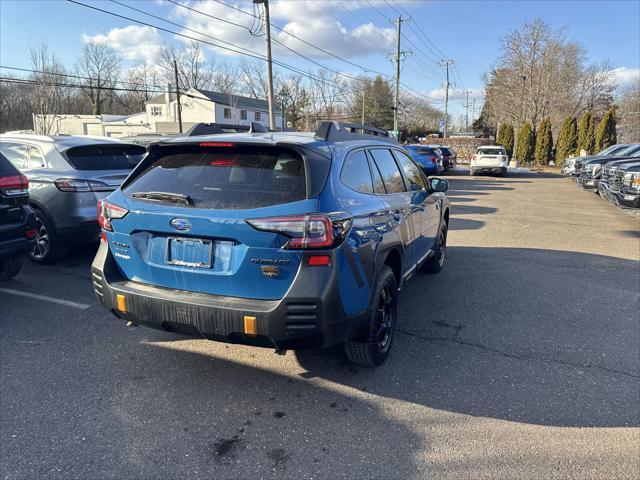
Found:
<box><xmin>91</xmin><ymin>122</ymin><xmax>450</xmax><ymax>366</ymax></box>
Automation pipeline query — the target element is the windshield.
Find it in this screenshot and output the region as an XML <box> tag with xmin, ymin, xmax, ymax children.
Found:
<box><xmin>64</xmin><ymin>144</ymin><xmax>146</xmax><ymax>170</ymax></box>
<box><xmin>598</xmin><ymin>145</ymin><xmax>625</xmax><ymax>156</ymax></box>
<box><xmin>124</xmin><ymin>144</ymin><xmax>307</xmax><ymax>210</ymax></box>
<box><xmin>615</xmin><ymin>145</ymin><xmax>640</xmax><ymax>157</ymax></box>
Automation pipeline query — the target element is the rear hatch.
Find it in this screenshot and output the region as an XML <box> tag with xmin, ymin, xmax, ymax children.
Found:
<box><xmin>475</xmin><ymin>148</ymin><xmax>507</xmax><ymax>167</ymax></box>
<box><xmin>105</xmin><ymin>142</ymin><xmax>322</xmax><ymax>300</ymax></box>
<box><xmin>62</xmin><ymin>143</ymin><xmax>146</xmax><ymax>199</ymax></box>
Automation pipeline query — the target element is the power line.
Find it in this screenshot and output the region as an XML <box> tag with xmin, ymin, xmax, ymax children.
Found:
<box><xmin>168</xmin><ymin>0</ymin><xmax>440</xmax><ymax>106</ymax></box>
<box><xmin>65</xmin><ymin>0</ymin><xmax>353</xmax><ymax>94</ymax></box>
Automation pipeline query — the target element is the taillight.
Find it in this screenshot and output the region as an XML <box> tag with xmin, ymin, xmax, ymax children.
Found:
<box><xmin>0</xmin><ymin>174</ymin><xmax>29</xmax><ymax>195</ymax></box>
<box><xmin>427</xmin><ymin>155</ymin><xmax>437</xmax><ymax>163</ymax></box>
<box><xmin>246</xmin><ymin>214</ymin><xmax>352</xmax><ymax>249</ymax></box>
<box><xmin>199</xmin><ymin>142</ymin><xmax>235</xmax><ymax>147</ymax></box>
<box><xmin>97</xmin><ymin>199</ymin><xmax>129</xmax><ymax>231</ymax></box>
<box><xmin>54</xmin><ymin>178</ymin><xmax>112</xmax><ymax>192</ymax></box>
<box><xmin>472</xmin><ymin>155</ymin><xmax>477</xmax><ymax>161</ymax></box>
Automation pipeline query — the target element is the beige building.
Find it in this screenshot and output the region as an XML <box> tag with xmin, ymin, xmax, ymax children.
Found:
<box><xmin>32</xmin><ymin>89</ymin><xmax>283</xmax><ymax>137</ymax></box>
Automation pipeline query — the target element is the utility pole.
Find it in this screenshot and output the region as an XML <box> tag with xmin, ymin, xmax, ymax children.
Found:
<box><xmin>463</xmin><ymin>90</ymin><xmax>470</xmax><ymax>132</ymax></box>
<box><xmin>278</xmin><ymin>88</ymin><xmax>286</xmax><ymax>131</ymax></box>
<box><xmin>361</xmin><ymin>84</ymin><xmax>366</xmax><ymax>125</ymax></box>
<box><xmin>254</xmin><ymin>0</ymin><xmax>275</xmax><ymax>131</ymax></box>
<box><xmin>391</xmin><ymin>16</ymin><xmax>411</xmax><ymax>137</ymax></box>
<box><xmin>173</xmin><ymin>60</ymin><xmax>182</xmax><ymax>133</ymax></box>
<box><xmin>472</xmin><ymin>97</ymin><xmax>476</xmax><ymax>124</ymax></box>
<box><xmin>439</xmin><ymin>60</ymin><xmax>454</xmax><ymax>139</ymax></box>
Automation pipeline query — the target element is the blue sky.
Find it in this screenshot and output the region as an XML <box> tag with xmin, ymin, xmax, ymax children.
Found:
<box><xmin>1</xmin><ymin>0</ymin><xmax>639</xmax><ymax>118</ymax></box>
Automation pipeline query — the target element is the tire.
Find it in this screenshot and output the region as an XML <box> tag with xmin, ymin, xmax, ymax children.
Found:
<box><xmin>0</xmin><ymin>256</ymin><xmax>22</xmax><ymax>282</ymax></box>
<box><xmin>423</xmin><ymin>220</ymin><xmax>448</xmax><ymax>274</ymax></box>
<box><xmin>28</xmin><ymin>209</ymin><xmax>67</xmax><ymax>264</ymax></box>
<box><xmin>344</xmin><ymin>265</ymin><xmax>398</xmax><ymax>367</ymax></box>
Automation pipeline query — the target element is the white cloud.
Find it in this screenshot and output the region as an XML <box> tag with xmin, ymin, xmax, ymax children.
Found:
<box><xmin>426</xmin><ymin>87</ymin><xmax>484</xmax><ymax>102</ymax></box>
<box><xmin>608</xmin><ymin>67</ymin><xmax>640</xmax><ymax>89</ymax></box>
<box><xmin>170</xmin><ymin>0</ymin><xmax>394</xmax><ymax>60</ymax></box>
<box><xmin>83</xmin><ymin>26</ymin><xmax>163</xmax><ymax>63</ymax></box>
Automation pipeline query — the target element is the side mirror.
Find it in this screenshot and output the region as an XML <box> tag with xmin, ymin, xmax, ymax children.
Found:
<box><xmin>430</xmin><ymin>177</ymin><xmax>448</xmax><ymax>193</ymax></box>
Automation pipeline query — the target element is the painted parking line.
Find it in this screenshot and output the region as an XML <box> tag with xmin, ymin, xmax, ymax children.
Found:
<box><xmin>0</xmin><ymin>288</ymin><xmax>92</xmax><ymax>310</ymax></box>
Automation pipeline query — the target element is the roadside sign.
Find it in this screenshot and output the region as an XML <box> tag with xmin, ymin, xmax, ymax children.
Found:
<box><xmin>439</xmin><ymin>119</ymin><xmax>445</xmax><ymax>132</ymax></box>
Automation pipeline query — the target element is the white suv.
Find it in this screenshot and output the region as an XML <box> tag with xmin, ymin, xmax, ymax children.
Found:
<box><xmin>470</xmin><ymin>146</ymin><xmax>509</xmax><ymax>177</ymax></box>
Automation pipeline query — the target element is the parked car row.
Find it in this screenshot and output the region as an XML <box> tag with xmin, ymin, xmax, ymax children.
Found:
<box><xmin>563</xmin><ymin>143</ymin><xmax>640</xmax><ymax>210</ymax></box>
<box><xmin>404</xmin><ymin>144</ymin><xmax>457</xmax><ymax>176</ymax></box>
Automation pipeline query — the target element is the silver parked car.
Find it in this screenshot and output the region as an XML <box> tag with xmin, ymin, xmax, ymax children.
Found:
<box><xmin>0</xmin><ymin>134</ymin><xmax>145</xmax><ymax>263</ymax></box>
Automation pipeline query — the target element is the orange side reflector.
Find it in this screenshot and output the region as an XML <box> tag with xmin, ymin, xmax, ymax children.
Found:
<box><xmin>244</xmin><ymin>316</ymin><xmax>257</xmax><ymax>336</ymax></box>
<box><xmin>116</xmin><ymin>294</ymin><xmax>127</xmax><ymax>313</ymax></box>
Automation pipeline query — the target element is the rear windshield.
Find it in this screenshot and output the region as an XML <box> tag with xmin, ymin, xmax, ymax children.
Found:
<box><xmin>406</xmin><ymin>146</ymin><xmax>436</xmax><ymax>156</ymax></box>
<box><xmin>477</xmin><ymin>148</ymin><xmax>504</xmax><ymax>155</ymax></box>
<box><xmin>64</xmin><ymin>144</ymin><xmax>146</xmax><ymax>170</ymax></box>
<box><xmin>0</xmin><ymin>153</ymin><xmax>17</xmax><ymax>175</ymax></box>
<box><xmin>124</xmin><ymin>145</ymin><xmax>307</xmax><ymax>210</ymax></box>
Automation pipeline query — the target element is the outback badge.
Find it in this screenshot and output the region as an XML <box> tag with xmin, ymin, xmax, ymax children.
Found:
<box><xmin>260</xmin><ymin>265</ymin><xmax>280</xmax><ymax>278</ymax></box>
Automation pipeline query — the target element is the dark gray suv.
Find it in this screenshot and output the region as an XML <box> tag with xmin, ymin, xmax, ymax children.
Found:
<box><xmin>0</xmin><ymin>134</ymin><xmax>145</xmax><ymax>263</ymax></box>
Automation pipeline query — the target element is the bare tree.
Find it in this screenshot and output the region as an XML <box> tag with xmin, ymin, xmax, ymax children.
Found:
<box><xmin>483</xmin><ymin>20</ymin><xmax>592</xmax><ymax>132</ymax></box>
<box><xmin>30</xmin><ymin>41</ymin><xmax>66</xmax><ymax>133</ymax></box>
<box><xmin>76</xmin><ymin>40</ymin><xmax>121</xmax><ymax>115</ymax></box>
<box><xmin>120</xmin><ymin>62</ymin><xmax>161</xmax><ymax>112</ymax></box>
<box><xmin>618</xmin><ymin>78</ymin><xmax>640</xmax><ymax>142</ymax></box>
<box><xmin>160</xmin><ymin>42</ymin><xmax>212</xmax><ymax>92</ymax></box>
<box><xmin>211</xmin><ymin>62</ymin><xmax>240</xmax><ymax>94</ymax></box>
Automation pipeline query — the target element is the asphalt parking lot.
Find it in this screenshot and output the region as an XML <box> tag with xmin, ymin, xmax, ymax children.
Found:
<box><xmin>1</xmin><ymin>170</ymin><xmax>638</xmax><ymax>479</ymax></box>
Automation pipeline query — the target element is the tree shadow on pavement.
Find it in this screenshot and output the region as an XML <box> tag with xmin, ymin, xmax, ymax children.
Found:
<box><xmin>295</xmin><ymin>247</ymin><xmax>639</xmax><ymax>429</ymax></box>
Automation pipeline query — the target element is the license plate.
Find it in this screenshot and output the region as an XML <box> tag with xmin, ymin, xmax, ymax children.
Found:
<box><xmin>166</xmin><ymin>237</ymin><xmax>212</xmax><ymax>268</ymax></box>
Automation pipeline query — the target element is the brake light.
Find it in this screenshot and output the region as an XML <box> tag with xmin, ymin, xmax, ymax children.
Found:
<box><xmin>97</xmin><ymin>199</ymin><xmax>129</xmax><ymax>232</ymax></box>
<box><xmin>0</xmin><ymin>174</ymin><xmax>29</xmax><ymax>195</ymax></box>
<box><xmin>54</xmin><ymin>178</ymin><xmax>112</xmax><ymax>192</ymax></box>
<box><xmin>210</xmin><ymin>159</ymin><xmax>239</xmax><ymax>167</ymax></box>
<box><xmin>199</xmin><ymin>142</ymin><xmax>235</xmax><ymax>147</ymax></box>
<box><xmin>472</xmin><ymin>155</ymin><xmax>477</xmax><ymax>161</ymax></box>
<box><xmin>427</xmin><ymin>155</ymin><xmax>437</xmax><ymax>163</ymax></box>
<box><xmin>245</xmin><ymin>214</ymin><xmax>352</xmax><ymax>249</ymax></box>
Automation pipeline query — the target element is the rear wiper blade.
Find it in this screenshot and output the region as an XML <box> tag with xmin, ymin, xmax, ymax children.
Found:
<box><xmin>132</xmin><ymin>191</ymin><xmax>193</xmax><ymax>205</ymax></box>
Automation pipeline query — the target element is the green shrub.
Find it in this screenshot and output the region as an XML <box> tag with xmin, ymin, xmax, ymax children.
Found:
<box><xmin>555</xmin><ymin>116</ymin><xmax>578</xmax><ymax>164</ymax></box>
<box><xmin>516</xmin><ymin>121</ymin><xmax>535</xmax><ymax>164</ymax></box>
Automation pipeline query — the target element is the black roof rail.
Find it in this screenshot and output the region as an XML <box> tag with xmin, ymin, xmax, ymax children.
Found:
<box><xmin>314</xmin><ymin>121</ymin><xmax>396</xmax><ymax>143</ymax></box>
<box><xmin>184</xmin><ymin>121</ymin><xmax>268</xmax><ymax>136</ymax></box>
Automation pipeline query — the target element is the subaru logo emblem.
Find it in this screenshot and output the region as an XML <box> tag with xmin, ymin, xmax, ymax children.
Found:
<box><xmin>170</xmin><ymin>218</ymin><xmax>191</xmax><ymax>231</ymax></box>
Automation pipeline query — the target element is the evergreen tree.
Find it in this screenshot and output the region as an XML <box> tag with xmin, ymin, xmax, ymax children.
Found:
<box><xmin>516</xmin><ymin>121</ymin><xmax>535</xmax><ymax>164</ymax></box>
<box><xmin>534</xmin><ymin>118</ymin><xmax>553</xmax><ymax>165</ymax></box>
<box><xmin>578</xmin><ymin>110</ymin><xmax>596</xmax><ymax>154</ymax></box>
<box><xmin>596</xmin><ymin>107</ymin><xmax>617</xmax><ymax>151</ymax></box>
<box><xmin>555</xmin><ymin>116</ymin><xmax>578</xmax><ymax>164</ymax></box>
<box><xmin>503</xmin><ymin>124</ymin><xmax>515</xmax><ymax>159</ymax></box>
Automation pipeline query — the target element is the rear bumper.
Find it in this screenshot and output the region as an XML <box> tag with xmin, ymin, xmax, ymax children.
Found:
<box><xmin>0</xmin><ymin>207</ymin><xmax>37</xmax><ymax>259</ymax></box>
<box><xmin>471</xmin><ymin>166</ymin><xmax>507</xmax><ymax>174</ymax></box>
<box><xmin>91</xmin><ymin>242</ymin><xmax>368</xmax><ymax>350</ymax></box>
<box><xmin>58</xmin><ymin>221</ymin><xmax>101</xmax><ymax>244</ymax></box>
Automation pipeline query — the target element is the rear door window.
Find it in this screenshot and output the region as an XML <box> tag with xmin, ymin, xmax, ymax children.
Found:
<box><xmin>341</xmin><ymin>150</ymin><xmax>373</xmax><ymax>193</ymax></box>
<box><xmin>124</xmin><ymin>144</ymin><xmax>307</xmax><ymax>209</ymax></box>
<box><xmin>369</xmin><ymin>149</ymin><xmax>406</xmax><ymax>193</ymax></box>
<box><xmin>64</xmin><ymin>144</ymin><xmax>146</xmax><ymax>170</ymax></box>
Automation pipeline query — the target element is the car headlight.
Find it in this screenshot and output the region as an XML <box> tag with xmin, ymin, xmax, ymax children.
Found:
<box><xmin>624</xmin><ymin>172</ymin><xmax>640</xmax><ymax>189</ymax></box>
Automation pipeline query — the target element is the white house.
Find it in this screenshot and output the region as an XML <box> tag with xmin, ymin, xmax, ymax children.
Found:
<box><xmin>32</xmin><ymin>88</ymin><xmax>283</xmax><ymax>137</ymax></box>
